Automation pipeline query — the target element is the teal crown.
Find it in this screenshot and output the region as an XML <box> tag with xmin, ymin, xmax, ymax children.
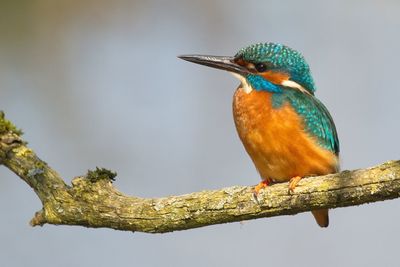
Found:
<box><xmin>235</xmin><ymin>43</ymin><xmax>316</xmax><ymax>94</ymax></box>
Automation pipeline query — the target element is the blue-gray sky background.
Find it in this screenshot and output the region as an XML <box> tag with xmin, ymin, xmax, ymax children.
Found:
<box><xmin>1</xmin><ymin>1</ymin><xmax>399</xmax><ymax>266</ymax></box>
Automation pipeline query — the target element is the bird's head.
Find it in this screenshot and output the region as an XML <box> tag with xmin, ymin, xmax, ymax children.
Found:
<box><xmin>179</xmin><ymin>42</ymin><xmax>316</xmax><ymax>95</ymax></box>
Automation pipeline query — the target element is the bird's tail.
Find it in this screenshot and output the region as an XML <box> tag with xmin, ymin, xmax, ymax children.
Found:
<box><xmin>312</xmin><ymin>209</ymin><xmax>329</xmax><ymax>228</ymax></box>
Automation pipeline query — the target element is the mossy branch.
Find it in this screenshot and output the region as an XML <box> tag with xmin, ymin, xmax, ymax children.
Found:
<box><xmin>0</xmin><ymin>112</ymin><xmax>399</xmax><ymax>233</ymax></box>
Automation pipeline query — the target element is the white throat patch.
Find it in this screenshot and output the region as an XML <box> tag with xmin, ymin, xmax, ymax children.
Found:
<box><xmin>230</xmin><ymin>72</ymin><xmax>253</xmax><ymax>94</ymax></box>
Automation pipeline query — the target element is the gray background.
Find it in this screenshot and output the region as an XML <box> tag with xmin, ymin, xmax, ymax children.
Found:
<box><xmin>1</xmin><ymin>1</ymin><xmax>399</xmax><ymax>266</ymax></box>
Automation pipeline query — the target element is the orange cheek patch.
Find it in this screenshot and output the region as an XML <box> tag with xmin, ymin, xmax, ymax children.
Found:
<box><xmin>261</xmin><ymin>71</ymin><xmax>290</xmax><ymax>84</ymax></box>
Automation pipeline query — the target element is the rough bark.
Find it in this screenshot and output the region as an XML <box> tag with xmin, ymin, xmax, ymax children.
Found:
<box><xmin>1</xmin><ymin>112</ymin><xmax>399</xmax><ymax>233</ymax></box>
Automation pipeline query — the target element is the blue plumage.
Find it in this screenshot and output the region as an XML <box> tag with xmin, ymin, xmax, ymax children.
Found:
<box><xmin>247</xmin><ymin>74</ymin><xmax>283</xmax><ymax>93</ymax></box>
<box><xmin>235</xmin><ymin>42</ymin><xmax>316</xmax><ymax>94</ymax></box>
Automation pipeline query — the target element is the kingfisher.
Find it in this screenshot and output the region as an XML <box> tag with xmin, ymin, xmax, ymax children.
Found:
<box><xmin>179</xmin><ymin>42</ymin><xmax>339</xmax><ymax>227</ymax></box>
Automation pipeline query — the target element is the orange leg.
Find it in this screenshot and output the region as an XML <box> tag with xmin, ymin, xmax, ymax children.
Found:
<box><xmin>288</xmin><ymin>176</ymin><xmax>302</xmax><ymax>193</ymax></box>
<box><xmin>253</xmin><ymin>178</ymin><xmax>271</xmax><ymax>195</ymax></box>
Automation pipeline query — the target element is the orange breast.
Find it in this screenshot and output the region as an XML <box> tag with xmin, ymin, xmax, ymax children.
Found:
<box><xmin>232</xmin><ymin>87</ymin><xmax>338</xmax><ymax>182</ymax></box>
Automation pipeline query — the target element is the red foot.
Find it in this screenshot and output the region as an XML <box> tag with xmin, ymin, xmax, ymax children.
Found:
<box><xmin>253</xmin><ymin>179</ymin><xmax>271</xmax><ymax>195</ymax></box>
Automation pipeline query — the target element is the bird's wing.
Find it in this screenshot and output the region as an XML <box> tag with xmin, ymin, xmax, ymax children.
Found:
<box><xmin>273</xmin><ymin>89</ymin><xmax>340</xmax><ymax>155</ymax></box>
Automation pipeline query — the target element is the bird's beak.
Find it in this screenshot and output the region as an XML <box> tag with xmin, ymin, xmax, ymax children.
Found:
<box><xmin>178</xmin><ymin>55</ymin><xmax>250</xmax><ymax>76</ymax></box>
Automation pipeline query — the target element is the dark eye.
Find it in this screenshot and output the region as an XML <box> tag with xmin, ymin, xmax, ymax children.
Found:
<box><xmin>254</xmin><ymin>63</ymin><xmax>267</xmax><ymax>72</ymax></box>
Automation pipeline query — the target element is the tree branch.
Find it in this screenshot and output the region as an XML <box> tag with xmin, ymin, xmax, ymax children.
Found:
<box><xmin>1</xmin><ymin>112</ymin><xmax>399</xmax><ymax>233</ymax></box>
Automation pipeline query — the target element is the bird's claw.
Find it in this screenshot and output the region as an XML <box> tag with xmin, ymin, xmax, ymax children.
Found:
<box><xmin>288</xmin><ymin>176</ymin><xmax>302</xmax><ymax>194</ymax></box>
<box><xmin>253</xmin><ymin>179</ymin><xmax>271</xmax><ymax>199</ymax></box>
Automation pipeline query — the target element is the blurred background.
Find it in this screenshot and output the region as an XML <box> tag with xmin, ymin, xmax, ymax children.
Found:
<box><xmin>1</xmin><ymin>0</ymin><xmax>399</xmax><ymax>266</ymax></box>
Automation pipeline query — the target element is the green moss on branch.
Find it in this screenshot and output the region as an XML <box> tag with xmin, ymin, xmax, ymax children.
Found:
<box><xmin>86</xmin><ymin>167</ymin><xmax>117</xmax><ymax>183</ymax></box>
<box><xmin>0</xmin><ymin>111</ymin><xmax>23</xmax><ymax>136</ymax></box>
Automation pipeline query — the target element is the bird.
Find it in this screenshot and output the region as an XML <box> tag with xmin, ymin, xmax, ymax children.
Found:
<box><xmin>179</xmin><ymin>42</ymin><xmax>339</xmax><ymax>227</ymax></box>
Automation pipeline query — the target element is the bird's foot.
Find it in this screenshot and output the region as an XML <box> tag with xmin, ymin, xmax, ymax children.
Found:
<box><xmin>253</xmin><ymin>179</ymin><xmax>271</xmax><ymax>196</ymax></box>
<box><xmin>288</xmin><ymin>176</ymin><xmax>302</xmax><ymax>193</ymax></box>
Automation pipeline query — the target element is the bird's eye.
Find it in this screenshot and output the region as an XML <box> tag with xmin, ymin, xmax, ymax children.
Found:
<box><xmin>254</xmin><ymin>63</ymin><xmax>267</xmax><ymax>72</ymax></box>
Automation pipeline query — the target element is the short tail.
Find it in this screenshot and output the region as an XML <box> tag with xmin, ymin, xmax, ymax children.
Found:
<box><xmin>312</xmin><ymin>209</ymin><xmax>329</xmax><ymax>228</ymax></box>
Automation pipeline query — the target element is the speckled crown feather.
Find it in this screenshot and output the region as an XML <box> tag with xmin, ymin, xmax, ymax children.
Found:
<box><xmin>235</xmin><ymin>43</ymin><xmax>316</xmax><ymax>93</ymax></box>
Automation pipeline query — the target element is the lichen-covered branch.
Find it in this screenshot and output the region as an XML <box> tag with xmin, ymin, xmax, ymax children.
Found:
<box><xmin>1</xmin><ymin>112</ymin><xmax>400</xmax><ymax>233</ymax></box>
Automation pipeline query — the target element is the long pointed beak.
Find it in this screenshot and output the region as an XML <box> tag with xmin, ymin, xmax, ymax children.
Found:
<box><xmin>178</xmin><ymin>55</ymin><xmax>249</xmax><ymax>76</ymax></box>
